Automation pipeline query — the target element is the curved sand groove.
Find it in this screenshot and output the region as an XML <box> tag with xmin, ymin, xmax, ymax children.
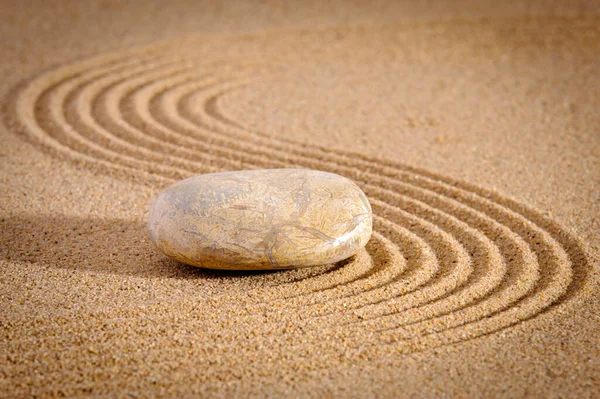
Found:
<box><xmin>283</xmin><ymin>214</ymin><xmax>442</xmax><ymax>313</ymax></box>
<box><xmin>272</xmin><ymin>232</ymin><xmax>402</xmax><ymax>306</ymax></box>
<box><xmin>10</xmin><ymin>55</ymin><xmax>174</xmax><ymax>183</ymax></box>
<box><xmin>122</xmin><ymin>72</ymin><xmax>259</xmax><ymax>171</ymax></box>
<box><xmin>110</xmin><ymin>65</ymin><xmax>278</xmax><ymax>171</ymax></box>
<box><xmin>271</xmin><ymin>209</ymin><xmax>449</xmax><ymax>310</ymax></box>
<box><xmin>57</xmin><ymin>60</ymin><xmax>212</xmax><ymax>180</ymax></box>
<box><xmin>127</xmin><ymin>72</ymin><xmax>296</xmax><ymax>171</ymax></box>
<box><xmin>82</xmin><ymin>66</ymin><xmax>247</xmax><ymax>174</ymax></box>
<box><xmin>37</xmin><ymin>55</ymin><xmax>203</xmax><ymax>179</ymax></box>
<box><xmin>10</xmin><ymin>57</ymin><xmax>572</xmax><ymax>350</ymax></box>
<box><xmin>5</xmin><ymin>24</ymin><xmax>591</xmax><ymax>355</ymax></box>
<box><xmin>151</xmin><ymin>77</ymin><xmax>306</xmax><ymax>168</ymax></box>
<box><xmin>341</xmin><ymin>187</ymin><xmax>536</xmax><ymax>319</ymax></box>
<box><xmin>278</xmin><ymin>200</ymin><xmax>472</xmax><ymax>316</ymax></box>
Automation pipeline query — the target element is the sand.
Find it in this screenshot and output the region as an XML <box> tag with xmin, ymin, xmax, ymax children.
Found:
<box><xmin>0</xmin><ymin>0</ymin><xmax>599</xmax><ymax>397</ymax></box>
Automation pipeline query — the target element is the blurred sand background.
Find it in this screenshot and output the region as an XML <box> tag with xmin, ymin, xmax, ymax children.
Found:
<box><xmin>0</xmin><ymin>0</ymin><xmax>599</xmax><ymax>397</ymax></box>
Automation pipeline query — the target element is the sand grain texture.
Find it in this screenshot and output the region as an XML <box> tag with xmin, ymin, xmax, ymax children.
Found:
<box><xmin>0</xmin><ymin>1</ymin><xmax>599</xmax><ymax>397</ymax></box>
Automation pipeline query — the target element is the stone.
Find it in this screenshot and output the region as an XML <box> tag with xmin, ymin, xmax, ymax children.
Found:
<box><xmin>148</xmin><ymin>169</ymin><xmax>372</xmax><ymax>270</ymax></box>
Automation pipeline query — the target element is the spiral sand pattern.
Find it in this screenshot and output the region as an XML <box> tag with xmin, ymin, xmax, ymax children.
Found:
<box><xmin>3</xmin><ymin>17</ymin><xmax>596</xmax><ymax>385</ymax></box>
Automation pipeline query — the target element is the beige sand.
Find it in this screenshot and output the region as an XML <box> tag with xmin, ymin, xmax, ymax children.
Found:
<box><xmin>1</xmin><ymin>1</ymin><xmax>599</xmax><ymax>397</ymax></box>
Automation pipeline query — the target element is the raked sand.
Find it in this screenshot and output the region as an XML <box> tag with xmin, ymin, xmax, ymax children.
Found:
<box><xmin>0</xmin><ymin>1</ymin><xmax>599</xmax><ymax>397</ymax></box>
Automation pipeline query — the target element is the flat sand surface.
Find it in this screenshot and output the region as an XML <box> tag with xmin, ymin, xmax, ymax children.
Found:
<box><xmin>1</xmin><ymin>1</ymin><xmax>599</xmax><ymax>397</ymax></box>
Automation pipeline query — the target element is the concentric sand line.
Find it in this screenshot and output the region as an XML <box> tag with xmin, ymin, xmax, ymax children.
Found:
<box><xmin>4</xmin><ymin>23</ymin><xmax>592</xmax><ymax>355</ymax></box>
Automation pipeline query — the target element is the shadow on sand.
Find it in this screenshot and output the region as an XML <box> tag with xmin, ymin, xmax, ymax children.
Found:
<box><xmin>0</xmin><ymin>214</ymin><xmax>346</xmax><ymax>283</ymax></box>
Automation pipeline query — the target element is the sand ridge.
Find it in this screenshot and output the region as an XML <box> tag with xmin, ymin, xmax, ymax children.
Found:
<box><xmin>4</xmin><ymin>18</ymin><xmax>595</xmax><ymax>348</ymax></box>
<box><xmin>1</xmin><ymin>8</ymin><xmax>599</xmax><ymax>398</ymax></box>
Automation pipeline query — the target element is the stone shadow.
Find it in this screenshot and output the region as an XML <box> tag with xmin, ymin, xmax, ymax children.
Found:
<box><xmin>0</xmin><ymin>214</ymin><xmax>346</xmax><ymax>283</ymax></box>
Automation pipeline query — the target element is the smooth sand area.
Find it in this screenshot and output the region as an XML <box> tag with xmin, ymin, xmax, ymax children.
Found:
<box><xmin>1</xmin><ymin>1</ymin><xmax>598</xmax><ymax>397</ymax></box>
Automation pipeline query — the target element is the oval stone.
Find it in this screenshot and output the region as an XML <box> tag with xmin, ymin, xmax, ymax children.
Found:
<box><xmin>148</xmin><ymin>169</ymin><xmax>372</xmax><ymax>270</ymax></box>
